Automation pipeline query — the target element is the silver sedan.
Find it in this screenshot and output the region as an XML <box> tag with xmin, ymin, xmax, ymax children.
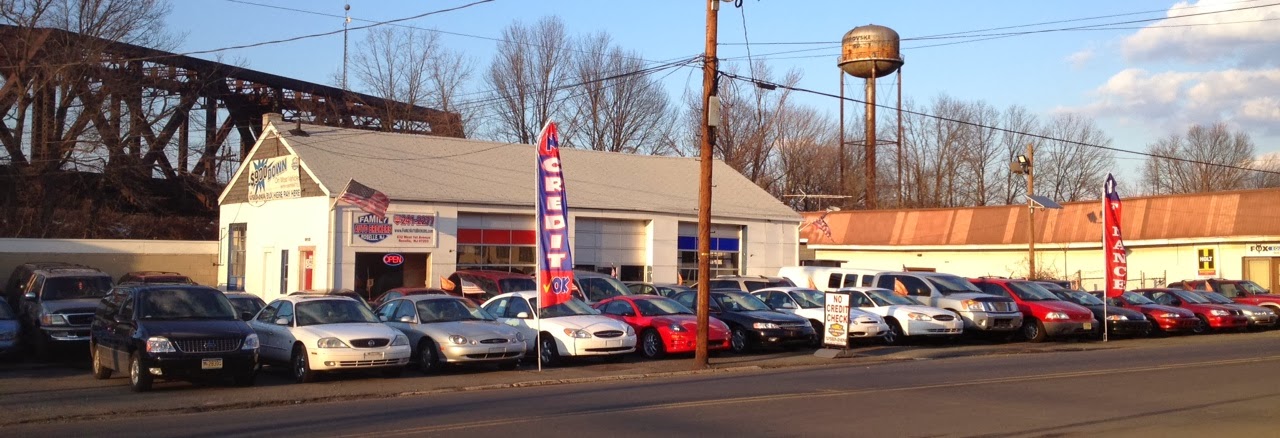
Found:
<box><xmin>374</xmin><ymin>295</ymin><xmax>526</xmax><ymax>373</ymax></box>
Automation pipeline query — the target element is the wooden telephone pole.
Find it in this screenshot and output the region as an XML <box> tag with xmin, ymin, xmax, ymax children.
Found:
<box><xmin>694</xmin><ymin>0</ymin><xmax>722</xmax><ymax>370</ymax></box>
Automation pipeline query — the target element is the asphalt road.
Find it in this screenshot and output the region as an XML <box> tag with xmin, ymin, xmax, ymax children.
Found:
<box><xmin>5</xmin><ymin>331</ymin><xmax>1279</xmax><ymax>437</ymax></box>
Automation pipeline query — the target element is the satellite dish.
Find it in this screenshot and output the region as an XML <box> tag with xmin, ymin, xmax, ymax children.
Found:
<box><xmin>1028</xmin><ymin>195</ymin><xmax>1063</xmax><ymax>209</ymax></box>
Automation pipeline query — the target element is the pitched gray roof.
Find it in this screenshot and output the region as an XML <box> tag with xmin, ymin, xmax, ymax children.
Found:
<box><xmin>275</xmin><ymin>122</ymin><xmax>800</xmax><ymax>223</ymax></box>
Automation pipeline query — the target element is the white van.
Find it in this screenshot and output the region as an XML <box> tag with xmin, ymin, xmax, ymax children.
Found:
<box><xmin>777</xmin><ymin>266</ymin><xmax>882</xmax><ymax>292</ymax></box>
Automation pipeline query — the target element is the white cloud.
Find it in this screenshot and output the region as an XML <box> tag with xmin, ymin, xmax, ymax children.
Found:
<box><xmin>1121</xmin><ymin>0</ymin><xmax>1280</xmax><ymax>66</ymax></box>
<box><xmin>1066</xmin><ymin>49</ymin><xmax>1095</xmax><ymax>69</ymax></box>
<box><xmin>1076</xmin><ymin>68</ymin><xmax>1280</xmax><ymax>136</ymax></box>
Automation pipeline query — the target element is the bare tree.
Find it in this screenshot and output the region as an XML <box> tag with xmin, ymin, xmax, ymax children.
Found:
<box><xmin>562</xmin><ymin>32</ymin><xmax>673</xmax><ymax>154</ymax></box>
<box><xmin>709</xmin><ymin>61</ymin><xmax>800</xmax><ymax>193</ymax></box>
<box><xmin>774</xmin><ymin>104</ymin><xmax>841</xmax><ymax>211</ymax></box>
<box><xmin>1033</xmin><ymin>113</ymin><xmax>1114</xmax><ymax>202</ymax></box>
<box><xmin>482</xmin><ymin>16</ymin><xmax>572</xmax><ymax>144</ymax></box>
<box><xmin>1248</xmin><ymin>154</ymin><xmax>1280</xmax><ymax>189</ymax></box>
<box><xmin>1141</xmin><ymin>122</ymin><xmax>1255</xmax><ymax>195</ymax></box>
<box><xmin>349</xmin><ymin>27</ymin><xmax>478</xmax><ymax>137</ymax></box>
<box><xmin>996</xmin><ymin>105</ymin><xmax>1040</xmax><ymax>205</ymax></box>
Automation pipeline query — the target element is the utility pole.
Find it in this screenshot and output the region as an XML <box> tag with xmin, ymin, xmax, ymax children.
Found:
<box><xmin>694</xmin><ymin>0</ymin><xmax>722</xmax><ymax>370</ymax></box>
<box><xmin>1026</xmin><ymin>142</ymin><xmax>1036</xmax><ymax>279</ymax></box>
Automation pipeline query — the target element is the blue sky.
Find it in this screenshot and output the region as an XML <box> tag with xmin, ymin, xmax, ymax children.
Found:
<box><xmin>168</xmin><ymin>0</ymin><xmax>1280</xmax><ymax>179</ymax></box>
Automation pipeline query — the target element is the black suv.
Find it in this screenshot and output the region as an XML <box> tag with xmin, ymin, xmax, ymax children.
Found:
<box><xmin>672</xmin><ymin>289</ymin><xmax>815</xmax><ymax>353</ymax></box>
<box><xmin>90</xmin><ymin>284</ymin><xmax>259</xmax><ymax>392</ymax></box>
<box><xmin>17</xmin><ymin>266</ymin><xmax>113</xmax><ymax>357</ymax></box>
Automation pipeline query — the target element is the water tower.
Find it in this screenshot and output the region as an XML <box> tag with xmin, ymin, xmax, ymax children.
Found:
<box><xmin>837</xmin><ymin>24</ymin><xmax>903</xmax><ymax>209</ymax></box>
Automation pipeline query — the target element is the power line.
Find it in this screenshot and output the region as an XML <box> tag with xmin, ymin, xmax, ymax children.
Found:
<box><xmin>716</xmin><ymin>70</ymin><xmax>1280</xmax><ymax>177</ymax></box>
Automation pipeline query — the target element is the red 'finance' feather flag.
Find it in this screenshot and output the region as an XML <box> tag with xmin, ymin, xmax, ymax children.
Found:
<box><xmin>1103</xmin><ymin>173</ymin><xmax>1128</xmax><ymax>298</ymax></box>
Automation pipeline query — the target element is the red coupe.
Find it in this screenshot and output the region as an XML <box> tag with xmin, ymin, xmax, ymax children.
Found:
<box><xmin>1135</xmin><ymin>288</ymin><xmax>1249</xmax><ymax>334</ymax></box>
<box><xmin>593</xmin><ymin>295</ymin><xmax>731</xmax><ymax>359</ymax></box>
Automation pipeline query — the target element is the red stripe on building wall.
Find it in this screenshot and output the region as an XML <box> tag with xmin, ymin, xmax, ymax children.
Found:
<box><xmin>457</xmin><ymin>228</ymin><xmax>483</xmax><ymax>244</ymax></box>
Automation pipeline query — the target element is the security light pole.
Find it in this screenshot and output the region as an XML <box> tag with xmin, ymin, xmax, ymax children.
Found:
<box><xmin>1026</xmin><ymin>143</ymin><xmax>1037</xmax><ymax>279</ymax></box>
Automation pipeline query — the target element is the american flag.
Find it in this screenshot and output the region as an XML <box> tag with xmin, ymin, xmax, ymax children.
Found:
<box><xmin>338</xmin><ymin>179</ymin><xmax>390</xmax><ymax>219</ymax></box>
<box><xmin>813</xmin><ymin>213</ymin><xmax>833</xmax><ymax>239</ymax></box>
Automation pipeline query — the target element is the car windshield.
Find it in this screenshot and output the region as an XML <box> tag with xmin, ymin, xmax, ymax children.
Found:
<box><xmin>1122</xmin><ymin>292</ymin><xmax>1155</xmax><ymax>305</ymax></box>
<box><xmin>1008</xmin><ymin>282</ymin><xmax>1061</xmax><ymax>301</ymax></box>
<box><xmin>1197</xmin><ymin>291</ymin><xmax>1234</xmax><ymax>304</ymax></box>
<box><xmin>529</xmin><ymin>297</ymin><xmax>599</xmax><ymax>318</ymax></box>
<box><xmin>743</xmin><ymin>279</ymin><xmax>793</xmax><ymax>291</ymax></box>
<box><xmin>713</xmin><ymin>292</ymin><xmax>773</xmax><ymax>312</ymax></box>
<box><xmin>1171</xmin><ymin>290</ymin><xmax>1210</xmax><ymax>304</ymax></box>
<box><xmin>499</xmin><ymin>278</ymin><xmax>536</xmax><ymax>293</ymax></box>
<box><xmin>1239</xmin><ymin>281</ymin><xmax>1270</xmax><ymax>294</ymax></box>
<box><xmin>635</xmin><ymin>297</ymin><xmax>693</xmax><ymax>316</ymax></box>
<box><xmin>865</xmin><ymin>289</ymin><xmax>919</xmax><ymax>306</ymax></box>
<box><xmin>1064</xmin><ymin>291</ymin><xmax>1104</xmax><ymax>306</ymax></box>
<box><xmin>138</xmin><ymin>288</ymin><xmax>236</xmax><ymax>320</ymax></box>
<box><xmin>926</xmin><ymin>275</ymin><xmax>982</xmax><ymax>295</ymax></box>
<box><xmin>577</xmin><ymin>276</ymin><xmax>630</xmax><ymax>302</ymax></box>
<box><xmin>41</xmin><ymin>277</ymin><xmax>112</xmax><ymax>300</ymax></box>
<box><xmin>787</xmin><ymin>289</ymin><xmax>825</xmax><ymax>308</ymax></box>
<box><xmin>227</xmin><ymin>296</ymin><xmax>264</xmax><ymax>317</ymax></box>
<box><xmin>296</xmin><ymin>300</ymin><xmax>379</xmax><ymax>325</ymax></box>
<box><xmin>417</xmin><ymin>298</ymin><xmax>494</xmax><ymax>322</ymax></box>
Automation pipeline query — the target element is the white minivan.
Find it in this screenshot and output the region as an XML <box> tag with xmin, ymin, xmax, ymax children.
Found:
<box><xmin>777</xmin><ymin>266</ymin><xmax>883</xmax><ymax>292</ymax></box>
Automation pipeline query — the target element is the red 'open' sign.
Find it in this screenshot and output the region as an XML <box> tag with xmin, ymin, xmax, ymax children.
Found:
<box><xmin>382</xmin><ymin>253</ymin><xmax>404</xmax><ymax>267</ymax></box>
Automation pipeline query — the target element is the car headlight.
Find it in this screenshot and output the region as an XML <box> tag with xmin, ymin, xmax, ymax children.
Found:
<box><xmin>1158</xmin><ymin>312</ymin><xmax>1179</xmax><ymax>318</ymax></box>
<box><xmin>447</xmin><ymin>335</ymin><xmax>469</xmax><ymax>345</ymax></box>
<box><xmin>146</xmin><ymin>336</ymin><xmax>176</xmax><ymax>353</ymax></box>
<box><xmin>1210</xmin><ymin>309</ymin><xmax>1229</xmax><ymax>316</ymax></box>
<box><xmin>668</xmin><ymin>323</ymin><xmax>687</xmax><ymax>333</ymax></box>
<box><xmin>961</xmin><ymin>300</ymin><xmax>984</xmax><ymax>311</ymax></box>
<box><xmin>1105</xmin><ymin>314</ymin><xmax>1128</xmax><ymax>321</ymax></box>
<box><xmin>907</xmin><ymin>312</ymin><xmax>933</xmax><ymax>321</ymax></box>
<box><xmin>242</xmin><ymin>333</ymin><xmax>260</xmax><ymax>350</ymax></box>
<box><xmin>624</xmin><ymin>325</ymin><xmax>635</xmax><ymax>336</ymax></box>
<box><xmin>40</xmin><ymin>314</ymin><xmax>69</xmax><ymax>326</ymax></box>
<box><xmin>514</xmin><ymin>331</ymin><xmax>526</xmax><ymax>342</ymax></box>
<box><xmin>1044</xmin><ymin>312</ymin><xmax>1069</xmax><ymax>320</ymax></box>
<box><xmin>391</xmin><ymin>334</ymin><xmax>409</xmax><ymax>346</ymax></box>
<box><xmin>316</xmin><ymin>337</ymin><xmax>350</xmax><ymax>348</ymax></box>
<box><xmin>563</xmin><ymin>328</ymin><xmax>591</xmax><ymax>338</ymax></box>
<box><xmin>1263</xmin><ymin>309</ymin><xmax>1277</xmax><ymax>316</ymax></box>
<box><xmin>753</xmin><ymin>322</ymin><xmax>781</xmax><ymax>329</ymax></box>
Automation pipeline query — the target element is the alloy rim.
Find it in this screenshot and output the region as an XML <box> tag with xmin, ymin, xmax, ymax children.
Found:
<box><xmin>643</xmin><ymin>332</ymin><xmax>660</xmax><ymax>357</ymax></box>
<box><xmin>731</xmin><ymin>329</ymin><xmax>746</xmax><ymax>352</ymax></box>
<box><xmin>130</xmin><ymin>357</ymin><xmax>139</xmax><ymax>385</ymax></box>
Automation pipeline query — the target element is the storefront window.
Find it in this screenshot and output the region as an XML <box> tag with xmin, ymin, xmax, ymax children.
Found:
<box><xmin>677</xmin><ymin>234</ymin><xmax>741</xmax><ymax>284</ymax></box>
<box><xmin>457</xmin><ymin>228</ymin><xmax>535</xmax><ymax>273</ymax></box>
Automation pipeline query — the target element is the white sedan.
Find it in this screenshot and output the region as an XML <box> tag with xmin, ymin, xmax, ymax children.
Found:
<box><xmin>839</xmin><ymin>287</ymin><xmax>964</xmax><ymax>343</ymax></box>
<box><xmin>250</xmin><ymin>295</ymin><xmax>411</xmax><ymax>383</ymax></box>
<box><xmin>753</xmin><ymin>287</ymin><xmax>891</xmax><ymax>344</ymax></box>
<box><xmin>482</xmin><ymin>291</ymin><xmax>636</xmax><ymax>366</ymax></box>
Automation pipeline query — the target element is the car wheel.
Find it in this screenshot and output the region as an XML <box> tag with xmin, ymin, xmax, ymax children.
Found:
<box><xmin>1192</xmin><ymin>315</ymin><xmax>1210</xmax><ymax>334</ymax></box>
<box><xmin>808</xmin><ymin>320</ymin><xmax>824</xmax><ymax>347</ymax></box>
<box><xmin>416</xmin><ymin>339</ymin><xmax>440</xmax><ymax>374</ymax></box>
<box><xmin>539</xmin><ymin>335</ymin><xmax>561</xmax><ymax>367</ymax></box>
<box><xmin>884</xmin><ymin>320</ymin><xmax>904</xmax><ymax>346</ymax></box>
<box><xmin>640</xmin><ymin>330</ymin><xmax>666</xmax><ymax>359</ymax></box>
<box><xmin>129</xmin><ymin>353</ymin><xmax>153</xmax><ymax>392</ymax></box>
<box><xmin>292</xmin><ymin>345</ymin><xmax>317</xmax><ymax>384</ymax></box>
<box><xmin>730</xmin><ymin>327</ymin><xmax>751</xmax><ymax>354</ymax></box>
<box><xmin>1022</xmin><ymin>319</ymin><xmax>1047</xmax><ymax>343</ymax></box>
<box><xmin>91</xmin><ymin>344</ymin><xmax>112</xmax><ymax>380</ymax></box>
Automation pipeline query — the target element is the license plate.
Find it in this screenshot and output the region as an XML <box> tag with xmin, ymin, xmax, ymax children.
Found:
<box><xmin>1083</xmin><ymin>323</ymin><xmax>1092</xmax><ymax>330</ymax></box>
<box><xmin>363</xmin><ymin>352</ymin><xmax>384</xmax><ymax>359</ymax></box>
<box><xmin>201</xmin><ymin>358</ymin><xmax>223</xmax><ymax>370</ymax></box>
<box><xmin>606</xmin><ymin>340</ymin><xmax>620</xmax><ymax>347</ymax></box>
<box><xmin>488</xmin><ymin>347</ymin><xmax>506</xmax><ymax>354</ymax></box>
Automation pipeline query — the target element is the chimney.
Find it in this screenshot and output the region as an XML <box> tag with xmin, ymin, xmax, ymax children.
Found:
<box><xmin>262</xmin><ymin>113</ymin><xmax>283</xmax><ymax>130</ymax></box>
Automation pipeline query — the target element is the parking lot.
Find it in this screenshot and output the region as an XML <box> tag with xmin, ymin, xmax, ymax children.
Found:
<box><xmin>4</xmin><ymin>329</ymin><xmax>1275</xmax><ymax>427</ymax></box>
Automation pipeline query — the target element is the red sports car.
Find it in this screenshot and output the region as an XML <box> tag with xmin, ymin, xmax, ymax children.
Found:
<box><xmin>593</xmin><ymin>295</ymin><xmax>731</xmax><ymax>359</ymax></box>
<box><xmin>1135</xmin><ymin>288</ymin><xmax>1249</xmax><ymax>334</ymax></box>
<box><xmin>1101</xmin><ymin>291</ymin><xmax>1198</xmax><ymax>335</ymax></box>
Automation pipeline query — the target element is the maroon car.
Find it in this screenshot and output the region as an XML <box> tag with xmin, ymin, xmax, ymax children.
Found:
<box><xmin>442</xmin><ymin>270</ymin><xmax>535</xmax><ymax>305</ymax></box>
<box><xmin>1135</xmin><ymin>288</ymin><xmax>1249</xmax><ymax>334</ymax></box>
<box><xmin>1171</xmin><ymin>279</ymin><xmax>1280</xmax><ymax>315</ymax></box>
<box><xmin>1099</xmin><ymin>291</ymin><xmax>1198</xmax><ymax>335</ymax></box>
<box><xmin>370</xmin><ymin>287</ymin><xmax>447</xmax><ymax>308</ymax></box>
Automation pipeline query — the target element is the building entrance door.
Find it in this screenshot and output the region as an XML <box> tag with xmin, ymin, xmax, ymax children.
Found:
<box><xmin>354</xmin><ymin>252</ymin><xmax>430</xmax><ymax>300</ymax></box>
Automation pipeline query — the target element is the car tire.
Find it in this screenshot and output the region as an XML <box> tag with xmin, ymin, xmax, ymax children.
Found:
<box><xmin>416</xmin><ymin>339</ymin><xmax>440</xmax><ymax>374</ymax></box>
<box><xmin>1022</xmin><ymin>319</ymin><xmax>1047</xmax><ymax>343</ymax></box>
<box><xmin>292</xmin><ymin>345</ymin><xmax>317</xmax><ymax>384</ymax></box>
<box><xmin>730</xmin><ymin>327</ymin><xmax>752</xmax><ymax>354</ymax></box>
<box><xmin>884</xmin><ymin>320</ymin><xmax>905</xmax><ymax>346</ymax></box>
<box><xmin>539</xmin><ymin>335</ymin><xmax>561</xmax><ymax>367</ymax></box>
<box><xmin>91</xmin><ymin>343</ymin><xmax>112</xmax><ymax>380</ymax></box>
<box><xmin>1192</xmin><ymin>315</ymin><xmax>1210</xmax><ymax>334</ymax></box>
<box><xmin>808</xmin><ymin>320</ymin><xmax>824</xmax><ymax>347</ymax></box>
<box><xmin>33</xmin><ymin>333</ymin><xmax>52</xmax><ymax>361</ymax></box>
<box><xmin>640</xmin><ymin>330</ymin><xmax>666</xmax><ymax>359</ymax></box>
<box><xmin>129</xmin><ymin>353</ymin><xmax>153</xmax><ymax>392</ymax></box>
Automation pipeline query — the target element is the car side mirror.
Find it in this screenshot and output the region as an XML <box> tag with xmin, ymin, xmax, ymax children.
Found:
<box><xmin>623</xmin><ymin>311</ymin><xmax>636</xmax><ymax>317</ymax></box>
<box><xmin>780</xmin><ymin>302</ymin><xmax>797</xmax><ymax>309</ymax></box>
<box><xmin>379</xmin><ymin>315</ymin><xmax>387</xmax><ymax>322</ymax></box>
<box><xmin>515</xmin><ymin>311</ymin><xmax>530</xmax><ymax>319</ymax></box>
<box><xmin>240</xmin><ymin>312</ymin><xmax>253</xmax><ymax>321</ymax></box>
<box><xmin>399</xmin><ymin>315</ymin><xmax>415</xmax><ymax>323</ymax></box>
<box><xmin>23</xmin><ymin>292</ymin><xmax>35</xmax><ymax>300</ymax></box>
<box><xmin>274</xmin><ymin>317</ymin><xmax>291</xmax><ymax>326</ymax></box>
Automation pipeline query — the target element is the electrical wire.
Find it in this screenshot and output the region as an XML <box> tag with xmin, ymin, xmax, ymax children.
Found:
<box><xmin>716</xmin><ymin>70</ymin><xmax>1280</xmax><ymax>177</ymax></box>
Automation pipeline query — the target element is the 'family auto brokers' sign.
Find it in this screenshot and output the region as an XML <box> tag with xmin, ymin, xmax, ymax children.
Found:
<box><xmin>349</xmin><ymin>212</ymin><xmax>438</xmax><ymax>247</ymax></box>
